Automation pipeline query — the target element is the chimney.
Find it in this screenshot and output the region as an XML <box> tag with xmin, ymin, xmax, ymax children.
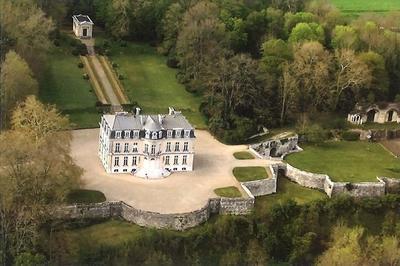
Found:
<box><xmin>158</xmin><ymin>114</ymin><xmax>164</xmax><ymax>124</ymax></box>
<box><xmin>168</xmin><ymin>107</ymin><xmax>175</xmax><ymax>115</ymax></box>
<box><xmin>135</xmin><ymin>107</ymin><xmax>141</xmax><ymax>116</ymax></box>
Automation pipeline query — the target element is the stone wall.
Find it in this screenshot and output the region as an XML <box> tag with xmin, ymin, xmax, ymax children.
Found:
<box><xmin>240</xmin><ymin>165</ymin><xmax>277</xmax><ymax>196</ymax></box>
<box><xmin>358</xmin><ymin>129</ymin><xmax>400</xmax><ymax>141</ymax></box>
<box><xmin>282</xmin><ymin>163</ymin><xmax>391</xmax><ymax>198</ymax></box>
<box><xmin>378</xmin><ymin>177</ymin><xmax>400</xmax><ymax>194</ymax></box>
<box><xmin>54</xmin><ymin>194</ymin><xmax>255</xmax><ymax>231</ymax></box>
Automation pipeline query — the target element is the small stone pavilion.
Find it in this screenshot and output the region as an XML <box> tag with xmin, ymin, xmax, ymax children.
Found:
<box><xmin>348</xmin><ymin>103</ymin><xmax>400</xmax><ymax>125</ymax></box>
<box><xmin>72</xmin><ymin>14</ymin><xmax>94</xmax><ymax>38</ymax></box>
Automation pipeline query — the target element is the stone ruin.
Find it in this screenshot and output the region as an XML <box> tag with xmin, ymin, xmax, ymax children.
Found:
<box><xmin>250</xmin><ymin>132</ymin><xmax>299</xmax><ymax>159</ymax></box>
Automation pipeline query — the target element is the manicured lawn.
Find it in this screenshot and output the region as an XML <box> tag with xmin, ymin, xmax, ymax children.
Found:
<box><xmin>233</xmin><ymin>151</ymin><xmax>255</xmax><ymax>160</ymax></box>
<box><xmin>106</xmin><ymin>41</ymin><xmax>206</xmax><ymax>128</ymax></box>
<box><xmin>39</xmin><ymin>40</ymin><xmax>100</xmax><ymax>128</ymax></box>
<box><xmin>214</xmin><ymin>186</ymin><xmax>242</xmax><ymax>198</ymax></box>
<box><xmin>285</xmin><ymin>141</ymin><xmax>400</xmax><ymax>182</ymax></box>
<box><xmin>331</xmin><ymin>0</ymin><xmax>400</xmax><ymax>15</ymax></box>
<box><xmin>233</xmin><ymin>167</ymin><xmax>268</xmax><ymax>182</ymax></box>
<box><xmin>66</xmin><ymin>189</ymin><xmax>106</xmax><ymax>204</ymax></box>
<box><xmin>255</xmin><ymin>177</ymin><xmax>326</xmax><ymax>216</ymax></box>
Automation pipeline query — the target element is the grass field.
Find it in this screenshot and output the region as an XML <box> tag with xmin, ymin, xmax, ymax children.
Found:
<box><xmin>214</xmin><ymin>186</ymin><xmax>242</xmax><ymax>198</ymax></box>
<box><xmin>285</xmin><ymin>141</ymin><xmax>400</xmax><ymax>182</ymax></box>
<box><xmin>233</xmin><ymin>151</ymin><xmax>255</xmax><ymax>160</ymax></box>
<box><xmin>233</xmin><ymin>167</ymin><xmax>268</xmax><ymax>182</ymax></box>
<box><xmin>66</xmin><ymin>189</ymin><xmax>106</xmax><ymax>204</ymax></box>
<box><xmin>39</xmin><ymin>41</ymin><xmax>100</xmax><ymax>128</ymax></box>
<box><xmin>106</xmin><ymin>41</ymin><xmax>206</xmax><ymax>128</ymax></box>
<box><xmin>255</xmin><ymin>177</ymin><xmax>326</xmax><ymax>216</ymax></box>
<box><xmin>331</xmin><ymin>0</ymin><xmax>400</xmax><ymax>16</ymax></box>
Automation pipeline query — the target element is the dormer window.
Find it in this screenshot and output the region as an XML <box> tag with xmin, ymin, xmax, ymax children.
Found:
<box><xmin>185</xmin><ymin>130</ymin><xmax>190</xmax><ymax>138</ymax></box>
<box><xmin>176</xmin><ymin>130</ymin><xmax>181</xmax><ymax>138</ymax></box>
<box><xmin>145</xmin><ymin>131</ymin><xmax>150</xmax><ymax>138</ymax></box>
<box><xmin>152</xmin><ymin>132</ymin><xmax>157</xmax><ymax>139</ymax></box>
<box><xmin>124</xmin><ymin>130</ymin><xmax>130</xmax><ymax>138</ymax></box>
<box><xmin>159</xmin><ymin>131</ymin><xmax>163</xmax><ymax>138</ymax></box>
<box><xmin>116</xmin><ymin>131</ymin><xmax>121</xmax><ymax>138</ymax></box>
<box><xmin>167</xmin><ymin>130</ymin><xmax>172</xmax><ymax>138</ymax></box>
<box><xmin>133</xmin><ymin>130</ymin><xmax>139</xmax><ymax>138</ymax></box>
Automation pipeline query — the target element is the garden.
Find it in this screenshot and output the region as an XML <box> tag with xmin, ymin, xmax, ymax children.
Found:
<box><xmin>96</xmin><ymin>36</ymin><xmax>207</xmax><ymax>129</ymax></box>
<box><xmin>39</xmin><ymin>34</ymin><xmax>100</xmax><ymax>128</ymax></box>
<box><xmin>285</xmin><ymin>141</ymin><xmax>400</xmax><ymax>182</ymax></box>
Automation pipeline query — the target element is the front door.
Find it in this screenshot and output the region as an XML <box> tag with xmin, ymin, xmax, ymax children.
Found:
<box><xmin>83</xmin><ymin>28</ymin><xmax>87</xmax><ymax>37</ymax></box>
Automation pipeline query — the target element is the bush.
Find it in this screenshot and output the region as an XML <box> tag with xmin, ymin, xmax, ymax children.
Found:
<box><xmin>112</xmin><ymin>62</ymin><xmax>118</xmax><ymax>68</ymax></box>
<box><xmin>102</xmin><ymin>40</ymin><xmax>111</xmax><ymax>49</ymax></box>
<box><xmin>342</xmin><ymin>131</ymin><xmax>360</xmax><ymax>141</ymax></box>
<box><xmin>118</xmin><ymin>73</ymin><xmax>124</xmax><ymax>80</ymax></box>
<box><xmin>299</xmin><ymin>124</ymin><xmax>330</xmax><ymax>144</ymax></box>
<box><xmin>119</xmin><ymin>40</ymin><xmax>127</xmax><ymax>47</ymax></box>
<box><xmin>78</xmin><ymin>62</ymin><xmax>84</xmax><ymax>68</ymax></box>
<box><xmin>53</xmin><ymin>39</ymin><xmax>60</xmax><ymax>47</ymax></box>
<box><xmin>104</xmin><ymin>49</ymin><xmax>111</xmax><ymax>56</ymax></box>
<box><xmin>166</xmin><ymin>56</ymin><xmax>179</xmax><ymax>68</ymax></box>
<box><xmin>94</xmin><ymin>45</ymin><xmax>104</xmax><ymax>55</ymax></box>
<box><xmin>83</xmin><ymin>73</ymin><xmax>89</xmax><ymax>80</ymax></box>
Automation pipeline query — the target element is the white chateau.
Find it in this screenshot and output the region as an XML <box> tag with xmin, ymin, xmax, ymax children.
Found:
<box><xmin>98</xmin><ymin>108</ymin><xmax>195</xmax><ymax>179</ymax></box>
<box><xmin>72</xmin><ymin>14</ymin><xmax>94</xmax><ymax>38</ymax></box>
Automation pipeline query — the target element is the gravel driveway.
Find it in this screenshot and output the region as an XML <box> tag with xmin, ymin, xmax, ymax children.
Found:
<box><xmin>71</xmin><ymin>129</ymin><xmax>272</xmax><ymax>213</ymax></box>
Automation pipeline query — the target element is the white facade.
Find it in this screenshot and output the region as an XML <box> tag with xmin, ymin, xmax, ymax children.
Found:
<box><xmin>72</xmin><ymin>14</ymin><xmax>94</xmax><ymax>38</ymax></box>
<box><xmin>348</xmin><ymin>103</ymin><xmax>400</xmax><ymax>125</ymax></box>
<box><xmin>98</xmin><ymin>108</ymin><xmax>195</xmax><ymax>179</ymax></box>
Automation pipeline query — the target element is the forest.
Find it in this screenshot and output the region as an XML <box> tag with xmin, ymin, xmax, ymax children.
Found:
<box><xmin>0</xmin><ymin>0</ymin><xmax>400</xmax><ymax>265</ymax></box>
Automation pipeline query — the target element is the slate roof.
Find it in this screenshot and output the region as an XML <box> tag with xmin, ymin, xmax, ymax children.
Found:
<box><xmin>103</xmin><ymin>111</ymin><xmax>193</xmax><ymax>131</ymax></box>
<box><xmin>72</xmin><ymin>14</ymin><xmax>94</xmax><ymax>24</ymax></box>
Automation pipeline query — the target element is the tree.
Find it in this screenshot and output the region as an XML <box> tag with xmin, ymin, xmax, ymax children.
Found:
<box><xmin>160</xmin><ymin>3</ymin><xmax>185</xmax><ymax>55</ymax></box>
<box><xmin>176</xmin><ymin>1</ymin><xmax>228</xmax><ymax>91</ymax></box>
<box><xmin>288</xmin><ymin>22</ymin><xmax>325</xmax><ymax>44</ymax></box>
<box><xmin>0</xmin><ymin>51</ymin><xmax>38</xmax><ymax>129</ymax></box>
<box><xmin>108</xmin><ymin>0</ymin><xmax>131</xmax><ymax>38</ymax></box>
<box><xmin>284</xmin><ymin>12</ymin><xmax>317</xmax><ymax>35</ymax></box>
<box><xmin>0</xmin><ymin>96</ymin><xmax>81</xmax><ymax>264</ymax></box>
<box><xmin>243</xmin><ymin>9</ymin><xmax>269</xmax><ymax>57</ymax></box>
<box><xmin>0</xmin><ymin>0</ymin><xmax>54</xmax><ymax>71</ymax></box>
<box><xmin>332</xmin><ymin>49</ymin><xmax>372</xmax><ymax>109</ymax></box>
<box><xmin>332</xmin><ymin>25</ymin><xmax>359</xmax><ymax>50</ymax></box>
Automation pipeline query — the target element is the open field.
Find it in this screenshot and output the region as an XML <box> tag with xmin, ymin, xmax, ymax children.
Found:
<box><xmin>285</xmin><ymin>141</ymin><xmax>400</xmax><ymax>182</ymax></box>
<box><xmin>39</xmin><ymin>42</ymin><xmax>100</xmax><ymax>128</ymax></box>
<box><xmin>105</xmin><ymin>41</ymin><xmax>206</xmax><ymax>128</ymax></box>
<box><xmin>233</xmin><ymin>151</ymin><xmax>255</xmax><ymax>160</ymax></box>
<box><xmin>331</xmin><ymin>0</ymin><xmax>400</xmax><ymax>16</ymax></box>
<box><xmin>233</xmin><ymin>167</ymin><xmax>268</xmax><ymax>182</ymax></box>
<box><xmin>214</xmin><ymin>186</ymin><xmax>242</xmax><ymax>198</ymax></box>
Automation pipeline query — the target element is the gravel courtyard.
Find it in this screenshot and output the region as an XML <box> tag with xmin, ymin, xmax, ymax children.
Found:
<box><xmin>71</xmin><ymin>129</ymin><xmax>271</xmax><ymax>213</ymax></box>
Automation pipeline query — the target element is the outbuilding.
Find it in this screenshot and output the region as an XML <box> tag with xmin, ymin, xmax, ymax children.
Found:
<box><xmin>72</xmin><ymin>14</ymin><xmax>94</xmax><ymax>38</ymax></box>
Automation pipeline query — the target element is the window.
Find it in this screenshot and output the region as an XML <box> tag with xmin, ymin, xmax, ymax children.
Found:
<box><xmin>159</xmin><ymin>131</ymin><xmax>163</xmax><ymax>138</ymax></box>
<box><xmin>132</xmin><ymin>143</ymin><xmax>138</xmax><ymax>152</ymax></box>
<box><xmin>165</xmin><ymin>156</ymin><xmax>170</xmax><ymax>165</ymax></box>
<box><xmin>116</xmin><ymin>131</ymin><xmax>121</xmax><ymax>138</ymax></box>
<box><xmin>124</xmin><ymin>143</ymin><xmax>129</xmax><ymax>152</ymax></box>
<box><xmin>166</xmin><ymin>142</ymin><xmax>171</xmax><ymax>152</ymax></box>
<box><xmin>132</xmin><ymin>156</ymin><xmax>137</xmax><ymax>166</ymax></box>
<box><xmin>145</xmin><ymin>131</ymin><xmax>150</xmax><ymax>138</ymax></box>
<box><xmin>144</xmin><ymin>144</ymin><xmax>149</xmax><ymax>153</ymax></box>
<box><xmin>134</xmin><ymin>131</ymin><xmax>139</xmax><ymax>138</ymax></box>
<box><xmin>125</xmin><ymin>131</ymin><xmax>130</xmax><ymax>138</ymax></box>
<box><xmin>152</xmin><ymin>132</ymin><xmax>157</xmax><ymax>139</ymax></box>
<box><xmin>182</xmin><ymin>167</ymin><xmax>186</xmax><ymax>171</ymax></box>
<box><xmin>114</xmin><ymin>157</ymin><xmax>119</xmax><ymax>166</ymax></box>
<box><xmin>151</xmin><ymin>144</ymin><xmax>156</xmax><ymax>155</ymax></box>
<box><xmin>123</xmin><ymin>169</ymin><xmax>128</xmax><ymax>172</ymax></box>
<box><xmin>167</xmin><ymin>130</ymin><xmax>172</xmax><ymax>138</ymax></box>
<box><xmin>115</xmin><ymin>143</ymin><xmax>120</xmax><ymax>153</ymax></box>
<box><xmin>182</xmin><ymin>155</ymin><xmax>187</xmax><ymax>165</ymax></box>
<box><xmin>123</xmin><ymin>156</ymin><xmax>128</xmax><ymax>166</ymax></box>
<box><xmin>185</xmin><ymin>130</ymin><xmax>190</xmax><ymax>138</ymax></box>
<box><xmin>174</xmin><ymin>142</ymin><xmax>180</xmax><ymax>152</ymax></box>
<box><xmin>183</xmin><ymin>142</ymin><xmax>188</xmax><ymax>152</ymax></box>
<box><xmin>174</xmin><ymin>155</ymin><xmax>178</xmax><ymax>165</ymax></box>
<box><xmin>176</xmin><ymin>130</ymin><xmax>181</xmax><ymax>138</ymax></box>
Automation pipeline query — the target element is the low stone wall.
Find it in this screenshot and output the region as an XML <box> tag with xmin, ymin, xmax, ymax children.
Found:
<box><xmin>358</xmin><ymin>129</ymin><xmax>400</xmax><ymax>141</ymax></box>
<box><xmin>54</xmin><ymin>194</ymin><xmax>255</xmax><ymax>231</ymax></box>
<box><xmin>378</xmin><ymin>177</ymin><xmax>400</xmax><ymax>193</ymax></box>
<box><xmin>240</xmin><ymin>165</ymin><xmax>277</xmax><ymax>196</ymax></box>
<box><xmin>282</xmin><ymin>163</ymin><xmax>390</xmax><ymax>198</ymax></box>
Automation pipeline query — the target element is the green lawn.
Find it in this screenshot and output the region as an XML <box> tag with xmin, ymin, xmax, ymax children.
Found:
<box><xmin>233</xmin><ymin>167</ymin><xmax>268</xmax><ymax>182</ymax></box>
<box><xmin>106</xmin><ymin>41</ymin><xmax>206</xmax><ymax>129</ymax></box>
<box><xmin>331</xmin><ymin>0</ymin><xmax>400</xmax><ymax>16</ymax></box>
<box><xmin>286</xmin><ymin>141</ymin><xmax>400</xmax><ymax>182</ymax></box>
<box><xmin>255</xmin><ymin>177</ymin><xmax>326</xmax><ymax>216</ymax></box>
<box><xmin>233</xmin><ymin>151</ymin><xmax>255</xmax><ymax>160</ymax></box>
<box><xmin>66</xmin><ymin>189</ymin><xmax>106</xmax><ymax>204</ymax></box>
<box><xmin>39</xmin><ymin>40</ymin><xmax>100</xmax><ymax>128</ymax></box>
<box><xmin>214</xmin><ymin>186</ymin><xmax>242</xmax><ymax>198</ymax></box>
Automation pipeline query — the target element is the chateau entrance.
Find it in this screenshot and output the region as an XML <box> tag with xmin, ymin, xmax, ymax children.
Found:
<box><xmin>135</xmin><ymin>156</ymin><xmax>171</xmax><ymax>179</ymax></box>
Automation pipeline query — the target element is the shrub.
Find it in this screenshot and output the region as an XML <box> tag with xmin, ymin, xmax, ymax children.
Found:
<box><xmin>102</xmin><ymin>40</ymin><xmax>110</xmax><ymax>49</ymax></box>
<box><xmin>299</xmin><ymin>124</ymin><xmax>330</xmax><ymax>144</ymax></box>
<box><xmin>94</xmin><ymin>45</ymin><xmax>104</xmax><ymax>55</ymax></box>
<box><xmin>118</xmin><ymin>73</ymin><xmax>124</xmax><ymax>80</ymax></box>
<box><xmin>78</xmin><ymin>62</ymin><xmax>84</xmax><ymax>68</ymax></box>
<box><xmin>166</xmin><ymin>56</ymin><xmax>179</xmax><ymax>68</ymax></box>
<box><xmin>104</xmin><ymin>49</ymin><xmax>111</xmax><ymax>56</ymax></box>
<box><xmin>119</xmin><ymin>40</ymin><xmax>127</xmax><ymax>47</ymax></box>
<box><xmin>83</xmin><ymin>73</ymin><xmax>89</xmax><ymax>80</ymax></box>
<box><xmin>342</xmin><ymin>131</ymin><xmax>360</xmax><ymax>141</ymax></box>
<box><xmin>53</xmin><ymin>39</ymin><xmax>60</xmax><ymax>47</ymax></box>
<box><xmin>112</xmin><ymin>62</ymin><xmax>118</xmax><ymax>68</ymax></box>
